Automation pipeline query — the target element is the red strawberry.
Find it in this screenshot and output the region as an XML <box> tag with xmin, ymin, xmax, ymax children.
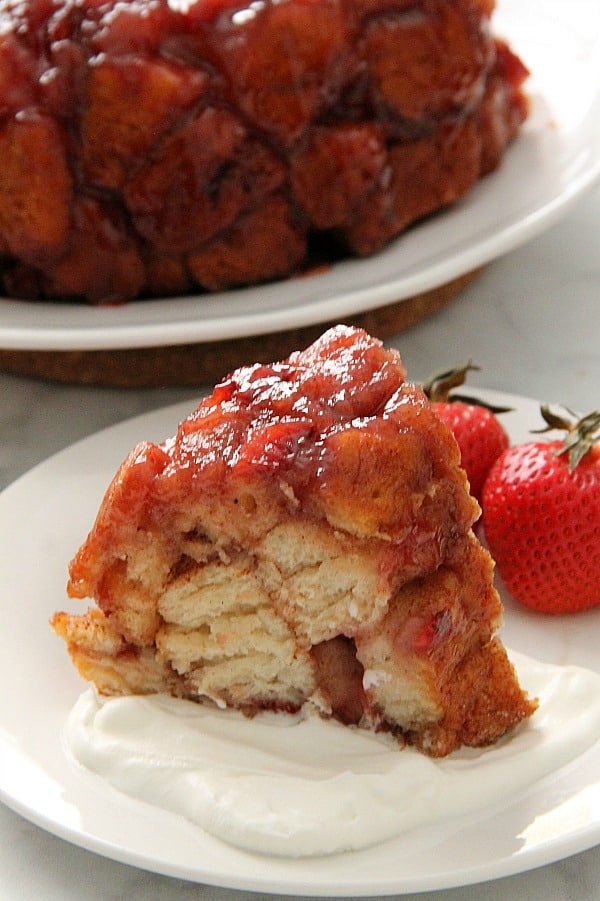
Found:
<box><xmin>424</xmin><ymin>363</ymin><xmax>510</xmax><ymax>501</ymax></box>
<box><xmin>482</xmin><ymin>406</ymin><xmax>600</xmax><ymax>615</ymax></box>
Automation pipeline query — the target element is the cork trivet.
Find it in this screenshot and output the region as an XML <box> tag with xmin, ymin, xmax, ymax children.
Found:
<box><xmin>0</xmin><ymin>269</ymin><xmax>481</xmax><ymax>388</ymax></box>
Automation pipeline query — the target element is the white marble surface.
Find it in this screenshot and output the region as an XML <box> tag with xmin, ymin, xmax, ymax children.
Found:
<box><xmin>0</xmin><ymin>181</ymin><xmax>599</xmax><ymax>901</ymax></box>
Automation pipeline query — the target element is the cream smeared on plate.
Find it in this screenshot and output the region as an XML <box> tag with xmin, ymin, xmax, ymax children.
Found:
<box><xmin>65</xmin><ymin>652</ymin><xmax>600</xmax><ymax>858</ymax></box>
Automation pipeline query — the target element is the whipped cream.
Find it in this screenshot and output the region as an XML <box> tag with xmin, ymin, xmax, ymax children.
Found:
<box><xmin>65</xmin><ymin>653</ymin><xmax>600</xmax><ymax>858</ymax></box>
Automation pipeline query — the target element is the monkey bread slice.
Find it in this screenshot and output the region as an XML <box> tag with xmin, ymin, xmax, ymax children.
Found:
<box><xmin>52</xmin><ymin>326</ymin><xmax>536</xmax><ymax>756</ymax></box>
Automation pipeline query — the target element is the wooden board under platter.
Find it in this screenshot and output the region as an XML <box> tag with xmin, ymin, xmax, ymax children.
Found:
<box><xmin>0</xmin><ymin>269</ymin><xmax>481</xmax><ymax>388</ymax></box>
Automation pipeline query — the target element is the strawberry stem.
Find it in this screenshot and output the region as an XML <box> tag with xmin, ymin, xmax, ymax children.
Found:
<box><xmin>535</xmin><ymin>405</ymin><xmax>600</xmax><ymax>471</ymax></box>
<box><xmin>423</xmin><ymin>361</ymin><xmax>480</xmax><ymax>402</ymax></box>
<box><xmin>423</xmin><ymin>362</ymin><xmax>512</xmax><ymax>412</ymax></box>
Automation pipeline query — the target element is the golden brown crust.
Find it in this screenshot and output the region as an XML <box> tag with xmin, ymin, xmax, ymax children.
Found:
<box><xmin>411</xmin><ymin>638</ymin><xmax>538</xmax><ymax>756</ymax></box>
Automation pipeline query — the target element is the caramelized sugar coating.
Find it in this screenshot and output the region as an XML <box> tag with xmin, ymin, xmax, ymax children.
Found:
<box><xmin>0</xmin><ymin>0</ymin><xmax>528</xmax><ymax>302</ymax></box>
<box><xmin>53</xmin><ymin>326</ymin><xmax>536</xmax><ymax>755</ymax></box>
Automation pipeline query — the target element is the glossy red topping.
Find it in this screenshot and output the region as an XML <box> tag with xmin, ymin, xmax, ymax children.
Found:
<box><xmin>162</xmin><ymin>324</ymin><xmax>416</xmax><ymax>513</ymax></box>
<box><xmin>68</xmin><ymin>327</ymin><xmax>479</xmax><ymax>602</ymax></box>
<box><xmin>178</xmin><ymin>324</ymin><xmax>406</xmax><ymax>463</ymax></box>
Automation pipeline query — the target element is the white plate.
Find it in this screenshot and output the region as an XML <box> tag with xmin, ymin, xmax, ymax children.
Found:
<box><xmin>0</xmin><ymin>388</ymin><xmax>599</xmax><ymax>896</ymax></box>
<box><xmin>1</xmin><ymin>0</ymin><xmax>600</xmax><ymax>353</ymax></box>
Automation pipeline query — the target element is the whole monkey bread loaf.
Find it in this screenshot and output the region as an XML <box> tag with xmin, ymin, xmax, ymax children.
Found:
<box><xmin>0</xmin><ymin>0</ymin><xmax>528</xmax><ymax>304</ymax></box>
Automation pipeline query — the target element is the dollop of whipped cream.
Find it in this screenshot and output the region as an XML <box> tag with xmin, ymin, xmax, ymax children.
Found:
<box><xmin>65</xmin><ymin>653</ymin><xmax>600</xmax><ymax>858</ymax></box>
